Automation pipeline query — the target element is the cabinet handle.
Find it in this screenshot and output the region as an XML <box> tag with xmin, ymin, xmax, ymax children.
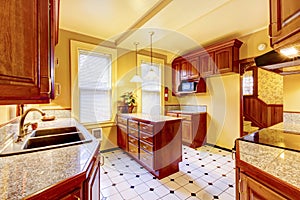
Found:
<box><xmin>99</xmin><ymin>155</ymin><xmax>104</xmax><ymax>166</ymax></box>
<box><xmin>238</xmin><ymin>178</ymin><xmax>243</xmax><ymax>194</ymax></box>
<box><xmin>142</xmin><ymin>145</ymin><xmax>147</xmax><ymax>149</ymax></box>
<box><xmin>142</xmin><ymin>136</ymin><xmax>148</xmax><ymax>139</ymax></box>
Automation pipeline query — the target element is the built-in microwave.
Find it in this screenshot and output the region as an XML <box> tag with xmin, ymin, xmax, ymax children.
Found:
<box><xmin>178</xmin><ymin>80</ymin><xmax>198</xmax><ymax>92</ymax></box>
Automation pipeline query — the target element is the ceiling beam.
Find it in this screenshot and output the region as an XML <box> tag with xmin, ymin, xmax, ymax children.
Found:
<box><xmin>115</xmin><ymin>0</ymin><xmax>173</xmax><ymax>46</ymax></box>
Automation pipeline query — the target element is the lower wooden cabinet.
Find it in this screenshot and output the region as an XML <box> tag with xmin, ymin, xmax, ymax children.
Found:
<box><xmin>239</xmin><ymin>172</ymin><xmax>287</xmax><ymax>200</ymax></box>
<box><xmin>117</xmin><ymin>114</ymin><xmax>182</xmax><ymax>179</ymax></box>
<box><xmin>167</xmin><ymin>112</ymin><xmax>207</xmax><ymax>148</ymax></box>
<box><xmin>182</xmin><ymin>120</ymin><xmax>193</xmax><ymax>144</ymax></box>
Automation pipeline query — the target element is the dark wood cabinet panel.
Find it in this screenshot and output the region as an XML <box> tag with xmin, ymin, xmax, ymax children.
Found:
<box><xmin>269</xmin><ymin>0</ymin><xmax>300</xmax><ymax>48</ymax></box>
<box><xmin>215</xmin><ymin>47</ymin><xmax>232</xmax><ymax>74</ymax></box>
<box><xmin>199</xmin><ymin>52</ymin><xmax>215</xmax><ymax>77</ymax></box>
<box><xmin>239</xmin><ymin>173</ymin><xmax>287</xmax><ymax>200</ymax></box>
<box><xmin>0</xmin><ymin>0</ymin><xmax>59</xmax><ymax>104</ymax></box>
<box><xmin>87</xmin><ymin>159</ymin><xmax>101</xmax><ymax>200</ymax></box>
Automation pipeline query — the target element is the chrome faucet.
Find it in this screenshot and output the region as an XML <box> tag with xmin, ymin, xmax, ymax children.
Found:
<box><xmin>18</xmin><ymin>108</ymin><xmax>46</xmax><ymax>139</ymax></box>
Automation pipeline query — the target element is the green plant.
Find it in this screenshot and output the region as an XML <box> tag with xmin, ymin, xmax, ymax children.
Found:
<box><xmin>120</xmin><ymin>92</ymin><xmax>136</xmax><ymax>106</ymax></box>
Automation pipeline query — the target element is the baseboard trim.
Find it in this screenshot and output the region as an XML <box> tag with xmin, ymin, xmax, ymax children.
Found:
<box><xmin>206</xmin><ymin>143</ymin><xmax>233</xmax><ymax>152</ymax></box>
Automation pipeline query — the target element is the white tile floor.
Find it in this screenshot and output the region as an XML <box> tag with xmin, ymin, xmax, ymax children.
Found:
<box><xmin>100</xmin><ymin>145</ymin><xmax>236</xmax><ymax>200</ymax></box>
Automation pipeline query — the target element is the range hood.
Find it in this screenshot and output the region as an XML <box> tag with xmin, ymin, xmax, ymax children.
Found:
<box><xmin>254</xmin><ymin>50</ymin><xmax>300</xmax><ymax>75</ymax></box>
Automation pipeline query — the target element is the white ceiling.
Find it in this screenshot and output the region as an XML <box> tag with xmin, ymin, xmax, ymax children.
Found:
<box><xmin>60</xmin><ymin>0</ymin><xmax>269</xmax><ymax>54</ymax></box>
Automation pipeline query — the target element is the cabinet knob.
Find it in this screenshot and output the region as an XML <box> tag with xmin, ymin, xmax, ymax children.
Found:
<box><xmin>99</xmin><ymin>155</ymin><xmax>104</xmax><ymax>166</ymax></box>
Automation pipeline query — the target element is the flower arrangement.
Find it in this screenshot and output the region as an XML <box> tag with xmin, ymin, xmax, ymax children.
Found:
<box><xmin>120</xmin><ymin>92</ymin><xmax>136</xmax><ymax>107</ymax></box>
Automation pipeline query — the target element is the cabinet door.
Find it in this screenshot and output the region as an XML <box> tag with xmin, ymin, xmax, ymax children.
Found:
<box><xmin>214</xmin><ymin>47</ymin><xmax>232</xmax><ymax>74</ymax></box>
<box><xmin>87</xmin><ymin>160</ymin><xmax>101</xmax><ymax>200</ymax></box>
<box><xmin>172</xmin><ymin>61</ymin><xmax>181</xmax><ymax>95</ymax></box>
<box><xmin>269</xmin><ymin>0</ymin><xmax>300</xmax><ymax>47</ymax></box>
<box><xmin>199</xmin><ymin>52</ymin><xmax>215</xmax><ymax>77</ymax></box>
<box><xmin>180</xmin><ymin>60</ymin><xmax>189</xmax><ymax>80</ymax></box>
<box><xmin>0</xmin><ymin>0</ymin><xmax>56</xmax><ymax>104</ymax></box>
<box><xmin>239</xmin><ymin>173</ymin><xmax>287</xmax><ymax>200</ymax></box>
<box><xmin>182</xmin><ymin>120</ymin><xmax>193</xmax><ymax>144</ymax></box>
<box><xmin>187</xmin><ymin>56</ymin><xmax>199</xmax><ymax>79</ymax></box>
<box><xmin>117</xmin><ymin>124</ymin><xmax>128</xmax><ymax>151</ymax></box>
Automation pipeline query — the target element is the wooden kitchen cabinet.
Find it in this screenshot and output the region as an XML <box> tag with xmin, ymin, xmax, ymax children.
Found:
<box><xmin>85</xmin><ymin>156</ymin><xmax>101</xmax><ymax>200</ymax></box>
<box><xmin>199</xmin><ymin>52</ymin><xmax>215</xmax><ymax>77</ymax></box>
<box><xmin>167</xmin><ymin>112</ymin><xmax>207</xmax><ymax>148</ymax></box>
<box><xmin>181</xmin><ymin>120</ymin><xmax>193</xmax><ymax>144</ymax></box>
<box><xmin>117</xmin><ymin>114</ymin><xmax>182</xmax><ymax>179</ymax></box>
<box><xmin>239</xmin><ymin>172</ymin><xmax>286</xmax><ymax>200</ymax></box>
<box><xmin>0</xmin><ymin>0</ymin><xmax>59</xmax><ymax>104</ymax></box>
<box><xmin>171</xmin><ymin>39</ymin><xmax>242</xmax><ymax>95</ymax></box>
<box><xmin>117</xmin><ymin>115</ymin><xmax>128</xmax><ymax>151</ymax></box>
<box><xmin>269</xmin><ymin>0</ymin><xmax>300</xmax><ymax>49</ymax></box>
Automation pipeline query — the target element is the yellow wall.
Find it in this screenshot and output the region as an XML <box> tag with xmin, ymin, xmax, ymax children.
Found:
<box><xmin>239</xmin><ymin>28</ymin><xmax>272</xmax><ymax>59</ymax></box>
<box><xmin>283</xmin><ymin>74</ymin><xmax>300</xmax><ymax>112</ymax></box>
<box><xmin>178</xmin><ymin>74</ymin><xmax>240</xmax><ymax>149</ymax></box>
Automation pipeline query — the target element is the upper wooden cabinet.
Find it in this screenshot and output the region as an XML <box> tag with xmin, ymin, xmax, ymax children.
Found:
<box><xmin>269</xmin><ymin>0</ymin><xmax>300</xmax><ymax>49</ymax></box>
<box><xmin>171</xmin><ymin>39</ymin><xmax>242</xmax><ymax>95</ymax></box>
<box><xmin>0</xmin><ymin>0</ymin><xmax>59</xmax><ymax>105</ymax></box>
<box><xmin>199</xmin><ymin>52</ymin><xmax>215</xmax><ymax>77</ymax></box>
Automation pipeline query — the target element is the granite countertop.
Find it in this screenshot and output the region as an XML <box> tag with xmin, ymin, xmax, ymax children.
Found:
<box><xmin>0</xmin><ymin>118</ymin><xmax>100</xmax><ymax>200</ymax></box>
<box><xmin>120</xmin><ymin>113</ymin><xmax>181</xmax><ymax>122</ymax></box>
<box><xmin>237</xmin><ymin>124</ymin><xmax>300</xmax><ymax>189</ymax></box>
<box><xmin>238</xmin><ymin>140</ymin><xmax>300</xmax><ymax>189</ymax></box>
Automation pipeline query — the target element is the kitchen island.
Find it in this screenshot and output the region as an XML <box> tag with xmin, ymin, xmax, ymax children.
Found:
<box><xmin>235</xmin><ymin>126</ymin><xmax>300</xmax><ymax>199</ymax></box>
<box><xmin>0</xmin><ymin>118</ymin><xmax>100</xmax><ymax>200</ymax></box>
<box><xmin>117</xmin><ymin>113</ymin><xmax>182</xmax><ymax>179</ymax></box>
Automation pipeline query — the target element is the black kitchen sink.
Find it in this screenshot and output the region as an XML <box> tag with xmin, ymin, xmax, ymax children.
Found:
<box><xmin>30</xmin><ymin>126</ymin><xmax>79</xmax><ymax>137</ymax></box>
<box><xmin>23</xmin><ymin>132</ymin><xmax>86</xmax><ymax>149</ymax></box>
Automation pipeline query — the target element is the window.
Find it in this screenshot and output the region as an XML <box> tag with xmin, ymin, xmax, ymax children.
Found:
<box><xmin>78</xmin><ymin>50</ymin><xmax>112</xmax><ymax>123</ymax></box>
<box><xmin>71</xmin><ymin>40</ymin><xmax>117</xmax><ymax>124</ymax></box>
<box><xmin>243</xmin><ymin>70</ymin><xmax>254</xmax><ymax>95</ymax></box>
<box><xmin>141</xmin><ymin>61</ymin><xmax>162</xmax><ymax>115</ymax></box>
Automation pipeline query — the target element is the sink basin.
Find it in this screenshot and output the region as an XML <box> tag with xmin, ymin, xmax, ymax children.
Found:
<box><xmin>23</xmin><ymin>132</ymin><xmax>86</xmax><ymax>149</ymax></box>
<box><xmin>30</xmin><ymin>126</ymin><xmax>79</xmax><ymax>137</ymax></box>
<box><xmin>0</xmin><ymin>126</ymin><xmax>92</xmax><ymax>156</ymax></box>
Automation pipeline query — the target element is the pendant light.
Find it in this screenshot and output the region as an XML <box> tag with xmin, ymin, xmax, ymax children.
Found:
<box><xmin>130</xmin><ymin>42</ymin><xmax>143</xmax><ymax>83</ymax></box>
<box><xmin>144</xmin><ymin>32</ymin><xmax>159</xmax><ymax>81</ymax></box>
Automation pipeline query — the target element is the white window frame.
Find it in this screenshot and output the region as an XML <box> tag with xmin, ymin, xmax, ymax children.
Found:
<box><xmin>70</xmin><ymin>40</ymin><xmax>117</xmax><ymax>125</ymax></box>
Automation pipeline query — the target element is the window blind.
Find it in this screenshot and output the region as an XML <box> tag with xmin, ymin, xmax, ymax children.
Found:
<box><xmin>78</xmin><ymin>50</ymin><xmax>112</xmax><ymax>123</ymax></box>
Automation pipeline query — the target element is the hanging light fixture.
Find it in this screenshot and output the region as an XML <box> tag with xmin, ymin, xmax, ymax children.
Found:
<box><xmin>144</xmin><ymin>31</ymin><xmax>159</xmax><ymax>81</ymax></box>
<box><xmin>130</xmin><ymin>42</ymin><xmax>143</xmax><ymax>83</ymax></box>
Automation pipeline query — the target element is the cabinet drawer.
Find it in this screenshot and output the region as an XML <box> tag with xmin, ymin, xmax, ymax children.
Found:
<box><xmin>166</xmin><ymin>112</ymin><xmax>178</xmax><ymax>117</ymax></box>
<box><xmin>128</xmin><ymin>143</ymin><xmax>139</xmax><ymax>159</ymax></box>
<box><xmin>140</xmin><ymin>132</ymin><xmax>153</xmax><ymax>144</ymax></box>
<box><xmin>128</xmin><ymin>135</ymin><xmax>138</xmax><ymax>146</ymax></box>
<box><xmin>178</xmin><ymin>114</ymin><xmax>192</xmax><ymax>121</ymax></box>
<box><xmin>118</xmin><ymin>116</ymin><xmax>127</xmax><ymax>126</ymax></box>
<box><xmin>128</xmin><ymin>128</ymin><xmax>139</xmax><ymax>137</ymax></box>
<box><xmin>140</xmin><ymin>140</ymin><xmax>153</xmax><ymax>153</ymax></box>
<box><xmin>140</xmin><ymin>122</ymin><xmax>154</xmax><ymax>134</ymax></box>
<box><xmin>128</xmin><ymin>120</ymin><xmax>138</xmax><ymax>129</ymax></box>
<box><xmin>140</xmin><ymin>148</ymin><xmax>153</xmax><ymax>169</ymax></box>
